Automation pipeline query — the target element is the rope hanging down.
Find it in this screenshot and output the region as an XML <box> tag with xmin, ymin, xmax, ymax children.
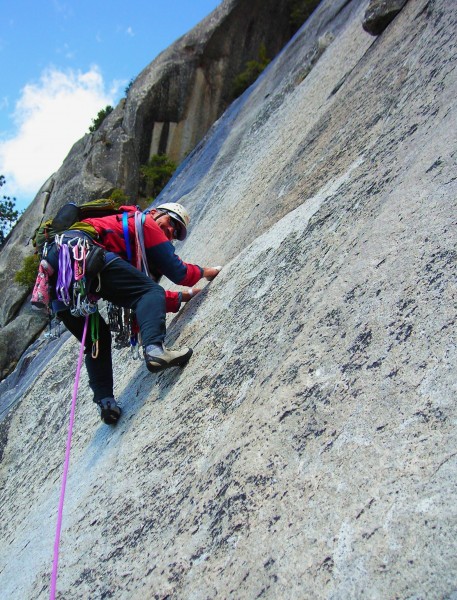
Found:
<box><xmin>50</xmin><ymin>211</ymin><xmax>148</xmax><ymax>596</ymax></box>
<box><xmin>49</xmin><ymin>315</ymin><xmax>89</xmax><ymax>600</ymax></box>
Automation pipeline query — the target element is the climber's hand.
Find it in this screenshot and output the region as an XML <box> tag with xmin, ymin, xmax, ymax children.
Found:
<box><xmin>203</xmin><ymin>266</ymin><xmax>222</xmax><ymax>281</ymax></box>
<box><xmin>182</xmin><ymin>287</ymin><xmax>201</xmax><ymax>302</ymax></box>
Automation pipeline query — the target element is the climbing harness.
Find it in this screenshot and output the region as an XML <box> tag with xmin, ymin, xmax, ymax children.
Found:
<box><xmin>49</xmin><ymin>315</ymin><xmax>89</xmax><ymax>600</ymax></box>
<box><xmin>36</xmin><ymin>213</ymin><xmax>150</xmax><ymax>353</ymax></box>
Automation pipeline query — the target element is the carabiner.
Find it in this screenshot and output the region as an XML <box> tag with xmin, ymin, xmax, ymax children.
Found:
<box><xmin>91</xmin><ymin>340</ymin><xmax>99</xmax><ymax>359</ymax></box>
<box><xmin>73</xmin><ymin>239</ymin><xmax>86</xmax><ymax>280</ymax></box>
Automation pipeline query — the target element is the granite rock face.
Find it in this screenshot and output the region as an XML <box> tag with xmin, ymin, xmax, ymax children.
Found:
<box><xmin>0</xmin><ymin>0</ymin><xmax>456</xmax><ymax>598</ymax></box>
<box><xmin>0</xmin><ymin>0</ymin><xmax>299</xmax><ymax>377</ymax></box>
<box><xmin>363</xmin><ymin>0</ymin><xmax>409</xmax><ymax>35</ymax></box>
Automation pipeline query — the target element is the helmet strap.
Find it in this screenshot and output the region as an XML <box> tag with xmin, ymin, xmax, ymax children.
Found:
<box><xmin>152</xmin><ymin>210</ymin><xmax>167</xmax><ymax>222</ymax></box>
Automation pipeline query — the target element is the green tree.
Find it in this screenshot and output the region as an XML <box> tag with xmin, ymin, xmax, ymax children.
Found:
<box><xmin>140</xmin><ymin>154</ymin><xmax>177</xmax><ymax>199</ymax></box>
<box><xmin>0</xmin><ymin>176</ymin><xmax>21</xmax><ymax>247</ymax></box>
<box><xmin>124</xmin><ymin>78</ymin><xmax>134</xmax><ymax>97</ymax></box>
<box><xmin>288</xmin><ymin>0</ymin><xmax>321</xmax><ymax>31</ymax></box>
<box><xmin>109</xmin><ymin>188</ymin><xmax>130</xmax><ymax>204</ymax></box>
<box><xmin>232</xmin><ymin>43</ymin><xmax>271</xmax><ymax>99</ymax></box>
<box><xmin>89</xmin><ymin>105</ymin><xmax>114</xmax><ymax>133</ymax></box>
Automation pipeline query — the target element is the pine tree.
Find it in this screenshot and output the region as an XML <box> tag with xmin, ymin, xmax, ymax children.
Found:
<box><xmin>0</xmin><ymin>176</ymin><xmax>21</xmax><ymax>247</ymax></box>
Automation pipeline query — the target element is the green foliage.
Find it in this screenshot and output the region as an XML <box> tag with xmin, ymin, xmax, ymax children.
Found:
<box><xmin>140</xmin><ymin>154</ymin><xmax>177</xmax><ymax>199</ymax></box>
<box><xmin>0</xmin><ymin>175</ymin><xmax>21</xmax><ymax>247</ymax></box>
<box><xmin>288</xmin><ymin>0</ymin><xmax>321</xmax><ymax>30</ymax></box>
<box><xmin>232</xmin><ymin>44</ymin><xmax>271</xmax><ymax>99</ymax></box>
<box><xmin>109</xmin><ymin>188</ymin><xmax>129</xmax><ymax>204</ymax></box>
<box><xmin>89</xmin><ymin>105</ymin><xmax>114</xmax><ymax>133</ymax></box>
<box><xmin>15</xmin><ymin>254</ymin><xmax>40</xmax><ymax>290</ymax></box>
<box><xmin>136</xmin><ymin>198</ymin><xmax>151</xmax><ymax>211</ymax></box>
<box><xmin>124</xmin><ymin>79</ymin><xmax>134</xmax><ymax>97</ymax></box>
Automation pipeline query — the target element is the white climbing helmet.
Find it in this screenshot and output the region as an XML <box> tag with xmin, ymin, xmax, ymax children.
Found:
<box><xmin>156</xmin><ymin>202</ymin><xmax>190</xmax><ymax>241</ymax></box>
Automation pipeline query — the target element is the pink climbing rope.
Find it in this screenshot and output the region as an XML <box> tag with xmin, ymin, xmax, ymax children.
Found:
<box><xmin>49</xmin><ymin>315</ymin><xmax>89</xmax><ymax>600</ymax></box>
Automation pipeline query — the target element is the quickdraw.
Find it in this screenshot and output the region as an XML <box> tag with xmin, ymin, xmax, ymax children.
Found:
<box><xmin>129</xmin><ymin>312</ymin><xmax>141</xmax><ymax>359</ymax></box>
<box><xmin>130</xmin><ymin>341</ymin><xmax>140</xmax><ymax>360</ymax></box>
<box><xmin>55</xmin><ymin>235</ymin><xmax>100</xmax><ymax>317</ymax></box>
<box><xmin>106</xmin><ymin>303</ymin><xmax>142</xmax><ymax>357</ymax></box>
<box><xmin>70</xmin><ymin>279</ymin><xmax>97</xmax><ymax>317</ymax></box>
<box><xmin>107</xmin><ymin>302</ymin><xmax>123</xmax><ymax>333</ymax></box>
<box><xmin>73</xmin><ymin>239</ymin><xmax>88</xmax><ymax>281</ymax></box>
<box><xmin>91</xmin><ymin>310</ymin><xmax>100</xmax><ymax>358</ymax></box>
<box><xmin>44</xmin><ymin>316</ymin><xmax>63</xmax><ymax>340</ymax></box>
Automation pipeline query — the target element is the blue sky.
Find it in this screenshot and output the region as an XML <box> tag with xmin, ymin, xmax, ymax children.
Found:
<box><xmin>0</xmin><ymin>0</ymin><xmax>222</xmax><ymax>211</ymax></box>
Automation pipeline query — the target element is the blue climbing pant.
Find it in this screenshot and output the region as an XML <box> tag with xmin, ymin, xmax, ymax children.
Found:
<box><xmin>47</xmin><ymin>244</ymin><xmax>166</xmax><ymax>403</ymax></box>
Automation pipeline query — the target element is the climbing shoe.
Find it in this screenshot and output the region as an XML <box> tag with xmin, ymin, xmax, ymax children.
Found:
<box><xmin>98</xmin><ymin>397</ymin><xmax>122</xmax><ymax>425</ymax></box>
<box><xmin>144</xmin><ymin>343</ymin><xmax>193</xmax><ymax>373</ymax></box>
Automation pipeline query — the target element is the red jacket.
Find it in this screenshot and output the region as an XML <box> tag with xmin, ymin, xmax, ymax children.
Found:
<box><xmin>83</xmin><ymin>207</ymin><xmax>203</xmax><ymax>312</ymax></box>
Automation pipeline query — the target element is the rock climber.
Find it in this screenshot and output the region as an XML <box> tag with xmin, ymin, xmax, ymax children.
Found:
<box><xmin>44</xmin><ymin>202</ymin><xmax>221</xmax><ymax>425</ymax></box>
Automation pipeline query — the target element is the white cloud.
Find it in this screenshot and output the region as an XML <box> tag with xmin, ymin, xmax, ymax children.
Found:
<box><xmin>56</xmin><ymin>42</ymin><xmax>76</xmax><ymax>59</ymax></box>
<box><xmin>52</xmin><ymin>0</ymin><xmax>73</xmax><ymax>19</ymax></box>
<box><xmin>0</xmin><ymin>66</ymin><xmax>117</xmax><ymax>209</ymax></box>
<box><xmin>126</xmin><ymin>26</ymin><xmax>135</xmax><ymax>37</ymax></box>
<box><xmin>110</xmin><ymin>78</ymin><xmax>129</xmax><ymax>97</ymax></box>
